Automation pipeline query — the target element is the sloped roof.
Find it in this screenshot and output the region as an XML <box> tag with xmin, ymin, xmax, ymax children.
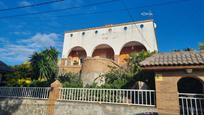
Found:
<box><xmin>0</xmin><ymin>60</ymin><xmax>14</xmax><ymax>73</ymax></box>
<box><xmin>140</xmin><ymin>51</ymin><xmax>204</xmax><ymax>69</ymax></box>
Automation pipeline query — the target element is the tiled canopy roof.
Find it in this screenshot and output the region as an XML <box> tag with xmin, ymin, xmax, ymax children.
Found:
<box><xmin>0</xmin><ymin>60</ymin><xmax>14</xmax><ymax>73</ymax></box>
<box><xmin>140</xmin><ymin>51</ymin><xmax>204</xmax><ymax>67</ymax></box>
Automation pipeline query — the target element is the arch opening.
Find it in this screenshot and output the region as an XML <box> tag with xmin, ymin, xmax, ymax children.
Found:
<box><xmin>68</xmin><ymin>46</ymin><xmax>87</xmax><ymax>66</ymax></box>
<box><xmin>177</xmin><ymin>77</ymin><xmax>203</xmax><ymax>94</ymax></box>
<box><xmin>119</xmin><ymin>41</ymin><xmax>147</xmax><ymax>65</ymax></box>
<box><xmin>92</xmin><ymin>44</ymin><xmax>114</xmax><ymax>60</ymax></box>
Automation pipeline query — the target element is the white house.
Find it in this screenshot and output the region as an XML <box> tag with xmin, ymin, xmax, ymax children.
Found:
<box><xmin>60</xmin><ymin>20</ymin><xmax>158</xmax><ymax>73</ymax></box>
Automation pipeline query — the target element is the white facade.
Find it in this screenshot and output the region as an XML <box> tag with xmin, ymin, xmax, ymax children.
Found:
<box><xmin>62</xmin><ymin>20</ymin><xmax>158</xmax><ymax>58</ymax></box>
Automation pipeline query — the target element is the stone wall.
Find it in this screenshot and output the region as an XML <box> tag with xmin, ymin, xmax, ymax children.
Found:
<box><xmin>0</xmin><ymin>98</ymin><xmax>48</xmax><ymax>115</ymax></box>
<box><xmin>0</xmin><ymin>98</ymin><xmax>157</xmax><ymax>115</ymax></box>
<box><xmin>59</xmin><ymin>66</ymin><xmax>81</xmax><ymax>73</ymax></box>
<box><xmin>55</xmin><ymin>101</ymin><xmax>157</xmax><ymax>115</ymax></box>
<box><xmin>81</xmin><ymin>57</ymin><xmax>119</xmax><ymax>86</ymax></box>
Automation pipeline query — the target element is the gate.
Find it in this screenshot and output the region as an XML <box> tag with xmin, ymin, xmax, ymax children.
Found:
<box><xmin>179</xmin><ymin>93</ymin><xmax>204</xmax><ymax>115</ymax></box>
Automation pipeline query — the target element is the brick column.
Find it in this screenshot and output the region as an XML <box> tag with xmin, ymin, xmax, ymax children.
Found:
<box><xmin>114</xmin><ymin>55</ymin><xmax>119</xmax><ymax>64</ymax></box>
<box><xmin>155</xmin><ymin>73</ymin><xmax>180</xmax><ymax>115</ymax></box>
<box><xmin>47</xmin><ymin>80</ymin><xmax>62</xmax><ymax>115</ymax></box>
<box><xmin>60</xmin><ymin>58</ymin><xmax>66</xmax><ymax>67</ymax></box>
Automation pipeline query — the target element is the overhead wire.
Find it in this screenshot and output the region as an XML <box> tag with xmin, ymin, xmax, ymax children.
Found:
<box><xmin>120</xmin><ymin>0</ymin><xmax>154</xmax><ymax>50</ymax></box>
<box><xmin>0</xmin><ymin>0</ymin><xmax>119</xmax><ymax>19</ymax></box>
<box><xmin>0</xmin><ymin>0</ymin><xmax>190</xmax><ymax>20</ymax></box>
<box><xmin>0</xmin><ymin>0</ymin><xmax>64</xmax><ymax>12</ymax></box>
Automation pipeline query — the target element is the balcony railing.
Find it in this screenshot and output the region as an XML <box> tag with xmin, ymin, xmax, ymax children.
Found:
<box><xmin>179</xmin><ymin>93</ymin><xmax>204</xmax><ymax>115</ymax></box>
<box><xmin>0</xmin><ymin>87</ymin><xmax>50</xmax><ymax>99</ymax></box>
<box><xmin>58</xmin><ymin>88</ymin><xmax>156</xmax><ymax>106</ymax></box>
<box><xmin>0</xmin><ymin>87</ymin><xmax>156</xmax><ymax>107</ymax></box>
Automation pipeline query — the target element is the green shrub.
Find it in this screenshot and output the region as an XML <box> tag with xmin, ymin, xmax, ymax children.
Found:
<box><xmin>2</xmin><ymin>76</ymin><xmax>32</xmax><ymax>87</ymax></box>
<box><xmin>29</xmin><ymin>80</ymin><xmax>50</xmax><ymax>87</ymax></box>
<box><xmin>58</xmin><ymin>72</ymin><xmax>83</xmax><ymax>88</ymax></box>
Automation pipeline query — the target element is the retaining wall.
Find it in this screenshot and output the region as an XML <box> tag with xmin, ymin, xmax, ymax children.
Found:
<box><xmin>0</xmin><ymin>98</ymin><xmax>47</xmax><ymax>115</ymax></box>
<box><xmin>0</xmin><ymin>98</ymin><xmax>157</xmax><ymax>115</ymax></box>
<box><xmin>55</xmin><ymin>101</ymin><xmax>157</xmax><ymax>115</ymax></box>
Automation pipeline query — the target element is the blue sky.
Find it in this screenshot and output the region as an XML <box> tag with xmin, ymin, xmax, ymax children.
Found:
<box><xmin>0</xmin><ymin>0</ymin><xmax>203</xmax><ymax>65</ymax></box>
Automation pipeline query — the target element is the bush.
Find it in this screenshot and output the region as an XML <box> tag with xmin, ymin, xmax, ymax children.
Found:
<box><xmin>29</xmin><ymin>80</ymin><xmax>50</xmax><ymax>87</ymax></box>
<box><xmin>98</xmin><ymin>67</ymin><xmax>131</xmax><ymax>89</ymax></box>
<box><xmin>2</xmin><ymin>76</ymin><xmax>32</xmax><ymax>87</ymax></box>
<box><xmin>58</xmin><ymin>72</ymin><xmax>83</xmax><ymax>88</ymax></box>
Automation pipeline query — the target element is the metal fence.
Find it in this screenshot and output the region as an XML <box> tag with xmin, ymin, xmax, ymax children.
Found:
<box><xmin>179</xmin><ymin>93</ymin><xmax>204</xmax><ymax>115</ymax></box>
<box><xmin>0</xmin><ymin>87</ymin><xmax>50</xmax><ymax>99</ymax></box>
<box><xmin>58</xmin><ymin>88</ymin><xmax>156</xmax><ymax>106</ymax></box>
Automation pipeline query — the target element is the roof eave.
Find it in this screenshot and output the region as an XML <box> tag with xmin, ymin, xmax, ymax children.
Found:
<box><xmin>141</xmin><ymin>65</ymin><xmax>204</xmax><ymax>71</ymax></box>
<box><xmin>64</xmin><ymin>19</ymin><xmax>154</xmax><ymax>34</ymax></box>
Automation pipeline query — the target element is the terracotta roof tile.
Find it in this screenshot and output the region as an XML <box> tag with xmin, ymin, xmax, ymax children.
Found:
<box><xmin>140</xmin><ymin>51</ymin><xmax>204</xmax><ymax>67</ymax></box>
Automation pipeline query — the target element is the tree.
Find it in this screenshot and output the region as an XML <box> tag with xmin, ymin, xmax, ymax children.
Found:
<box><xmin>11</xmin><ymin>62</ymin><xmax>32</xmax><ymax>79</ymax></box>
<box><xmin>30</xmin><ymin>47</ymin><xmax>59</xmax><ymax>83</ymax></box>
<box><xmin>3</xmin><ymin>62</ymin><xmax>32</xmax><ymax>86</ymax></box>
<box><xmin>173</xmin><ymin>48</ymin><xmax>194</xmax><ymax>52</ymax></box>
<box><xmin>127</xmin><ymin>51</ymin><xmax>152</xmax><ymax>76</ymax></box>
<box><xmin>199</xmin><ymin>42</ymin><xmax>204</xmax><ymax>50</ymax></box>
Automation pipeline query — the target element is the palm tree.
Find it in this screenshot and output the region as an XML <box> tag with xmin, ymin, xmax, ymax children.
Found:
<box><xmin>30</xmin><ymin>47</ymin><xmax>59</xmax><ymax>83</ymax></box>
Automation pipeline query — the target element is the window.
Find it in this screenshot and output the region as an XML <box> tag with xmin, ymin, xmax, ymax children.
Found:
<box><xmin>108</xmin><ymin>28</ymin><xmax>112</xmax><ymax>32</ymax></box>
<box><xmin>140</xmin><ymin>24</ymin><xmax>144</xmax><ymax>29</ymax></box>
<box><xmin>82</xmin><ymin>32</ymin><xmax>85</xmax><ymax>36</ymax></box>
<box><xmin>70</xmin><ymin>34</ymin><xmax>73</xmax><ymax>37</ymax></box>
<box><xmin>123</xmin><ymin>26</ymin><xmax>127</xmax><ymax>30</ymax></box>
<box><xmin>95</xmin><ymin>30</ymin><xmax>98</xmax><ymax>34</ymax></box>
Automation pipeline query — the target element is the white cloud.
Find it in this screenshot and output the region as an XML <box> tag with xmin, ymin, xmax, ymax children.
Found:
<box><xmin>19</xmin><ymin>1</ymin><xmax>31</xmax><ymax>6</ymax></box>
<box><xmin>0</xmin><ymin>33</ymin><xmax>63</xmax><ymax>65</ymax></box>
<box><xmin>21</xmin><ymin>33</ymin><xmax>60</xmax><ymax>48</ymax></box>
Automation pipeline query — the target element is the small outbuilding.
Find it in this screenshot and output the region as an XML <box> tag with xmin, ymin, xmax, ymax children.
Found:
<box><xmin>140</xmin><ymin>50</ymin><xmax>204</xmax><ymax>115</ymax></box>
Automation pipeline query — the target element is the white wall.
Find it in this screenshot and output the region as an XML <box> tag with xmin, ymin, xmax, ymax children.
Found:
<box><xmin>62</xmin><ymin>20</ymin><xmax>158</xmax><ymax>58</ymax></box>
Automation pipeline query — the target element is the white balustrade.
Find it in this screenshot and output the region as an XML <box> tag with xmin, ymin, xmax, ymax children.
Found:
<box><xmin>179</xmin><ymin>93</ymin><xmax>204</xmax><ymax>115</ymax></box>
<box><xmin>0</xmin><ymin>87</ymin><xmax>50</xmax><ymax>99</ymax></box>
<box><xmin>58</xmin><ymin>88</ymin><xmax>155</xmax><ymax>106</ymax></box>
<box><xmin>0</xmin><ymin>87</ymin><xmax>156</xmax><ymax>107</ymax></box>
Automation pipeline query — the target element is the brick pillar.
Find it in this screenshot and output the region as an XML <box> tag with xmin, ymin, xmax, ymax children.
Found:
<box><xmin>114</xmin><ymin>55</ymin><xmax>119</xmax><ymax>64</ymax></box>
<box><xmin>60</xmin><ymin>58</ymin><xmax>65</xmax><ymax>67</ymax></box>
<box><xmin>47</xmin><ymin>80</ymin><xmax>62</xmax><ymax>115</ymax></box>
<box><xmin>155</xmin><ymin>73</ymin><xmax>180</xmax><ymax>115</ymax></box>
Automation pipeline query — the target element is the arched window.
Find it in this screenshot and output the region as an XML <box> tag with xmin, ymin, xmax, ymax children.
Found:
<box><xmin>68</xmin><ymin>46</ymin><xmax>87</xmax><ymax>66</ymax></box>
<box><xmin>119</xmin><ymin>41</ymin><xmax>147</xmax><ymax>65</ymax></box>
<box><xmin>177</xmin><ymin>77</ymin><xmax>203</xmax><ymax>94</ymax></box>
<box><xmin>92</xmin><ymin>44</ymin><xmax>114</xmax><ymax>60</ymax></box>
<box><xmin>177</xmin><ymin>77</ymin><xmax>204</xmax><ymax>114</ymax></box>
